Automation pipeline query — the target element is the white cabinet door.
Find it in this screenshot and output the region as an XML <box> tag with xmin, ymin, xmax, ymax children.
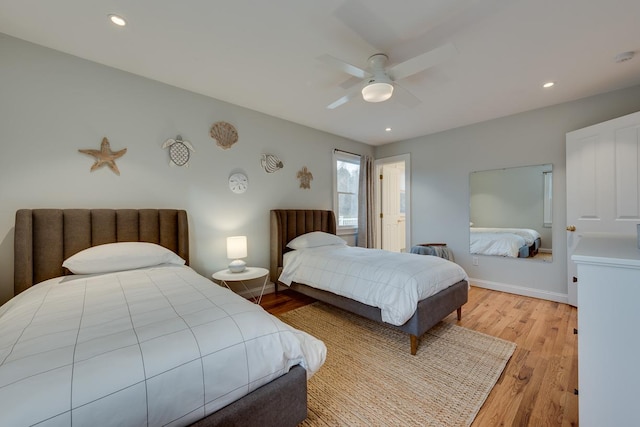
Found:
<box><xmin>566</xmin><ymin>110</ymin><xmax>640</xmax><ymax>306</ymax></box>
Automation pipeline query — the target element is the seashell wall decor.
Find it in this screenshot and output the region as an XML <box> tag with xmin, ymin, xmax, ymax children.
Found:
<box><xmin>260</xmin><ymin>154</ymin><xmax>284</xmax><ymax>173</ymax></box>
<box><xmin>210</xmin><ymin>121</ymin><xmax>238</xmax><ymax>150</ymax></box>
<box><xmin>296</xmin><ymin>166</ymin><xmax>313</xmax><ymax>189</ymax></box>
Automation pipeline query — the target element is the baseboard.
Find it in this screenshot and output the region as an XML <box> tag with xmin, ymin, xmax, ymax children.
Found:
<box><xmin>238</xmin><ymin>279</ymin><xmax>568</xmax><ymax>305</ymax></box>
<box><xmin>236</xmin><ymin>282</ymin><xmax>275</xmax><ymax>300</ymax></box>
<box><xmin>469</xmin><ymin>278</ymin><xmax>568</xmax><ymax>304</ymax></box>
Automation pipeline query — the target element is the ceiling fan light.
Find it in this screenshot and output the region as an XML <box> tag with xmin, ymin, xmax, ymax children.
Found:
<box><xmin>362</xmin><ymin>82</ymin><xmax>394</xmax><ymax>103</ymax></box>
<box><xmin>108</xmin><ymin>14</ymin><xmax>127</xmax><ymax>26</ymax></box>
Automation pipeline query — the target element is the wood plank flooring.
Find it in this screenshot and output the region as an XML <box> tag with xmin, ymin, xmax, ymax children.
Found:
<box><xmin>261</xmin><ymin>286</ymin><xmax>579</xmax><ymax>427</ymax></box>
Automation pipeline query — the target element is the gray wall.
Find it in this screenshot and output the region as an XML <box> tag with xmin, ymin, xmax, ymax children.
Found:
<box><xmin>376</xmin><ymin>85</ymin><xmax>640</xmax><ymax>302</ymax></box>
<box><xmin>3</xmin><ymin>31</ymin><xmax>640</xmax><ymax>306</ymax></box>
<box><xmin>0</xmin><ymin>33</ymin><xmax>373</xmax><ymax>304</ymax></box>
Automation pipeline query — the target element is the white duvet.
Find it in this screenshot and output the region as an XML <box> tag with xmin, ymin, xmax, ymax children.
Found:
<box><xmin>0</xmin><ymin>265</ymin><xmax>326</xmax><ymax>427</ymax></box>
<box><xmin>470</xmin><ymin>230</ymin><xmax>526</xmax><ymax>257</ymax></box>
<box><xmin>471</xmin><ymin>227</ymin><xmax>541</xmax><ymax>245</ymax></box>
<box><xmin>279</xmin><ymin>246</ymin><xmax>468</xmax><ymax>326</ymax></box>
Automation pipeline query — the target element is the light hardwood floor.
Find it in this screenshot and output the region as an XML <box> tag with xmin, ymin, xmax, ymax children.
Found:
<box><xmin>261</xmin><ymin>286</ymin><xmax>579</xmax><ymax>427</ymax></box>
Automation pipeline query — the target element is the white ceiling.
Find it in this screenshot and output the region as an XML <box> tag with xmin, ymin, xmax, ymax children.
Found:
<box><xmin>1</xmin><ymin>0</ymin><xmax>639</xmax><ymax>145</ymax></box>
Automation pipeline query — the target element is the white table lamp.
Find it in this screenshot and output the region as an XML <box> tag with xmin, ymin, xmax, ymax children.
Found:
<box><xmin>227</xmin><ymin>236</ymin><xmax>247</xmax><ymax>273</ymax></box>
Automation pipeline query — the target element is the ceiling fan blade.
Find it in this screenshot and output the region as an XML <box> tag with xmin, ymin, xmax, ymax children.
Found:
<box><xmin>388</xmin><ymin>42</ymin><xmax>457</xmax><ymax>81</ymax></box>
<box><xmin>339</xmin><ymin>76</ymin><xmax>362</xmax><ymax>90</ymax></box>
<box><xmin>326</xmin><ymin>85</ymin><xmax>363</xmax><ymax>110</ymax></box>
<box><xmin>392</xmin><ymin>83</ymin><xmax>421</xmax><ymax>108</ymax></box>
<box><xmin>326</xmin><ymin>95</ymin><xmax>352</xmax><ymax>110</ymax></box>
<box><xmin>318</xmin><ymin>54</ymin><xmax>369</xmax><ymax>79</ymax></box>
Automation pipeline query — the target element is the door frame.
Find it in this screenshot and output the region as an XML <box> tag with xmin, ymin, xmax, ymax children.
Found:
<box><xmin>375</xmin><ymin>154</ymin><xmax>411</xmax><ymax>251</ymax></box>
<box><xmin>565</xmin><ymin>110</ymin><xmax>640</xmax><ymax>306</ymax></box>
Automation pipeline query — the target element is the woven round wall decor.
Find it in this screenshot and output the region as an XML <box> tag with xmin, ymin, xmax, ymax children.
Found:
<box><xmin>210</xmin><ymin>121</ymin><xmax>238</xmax><ymax>150</ymax></box>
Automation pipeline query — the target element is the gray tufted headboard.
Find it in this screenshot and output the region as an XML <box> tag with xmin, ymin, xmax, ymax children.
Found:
<box><xmin>14</xmin><ymin>209</ymin><xmax>189</xmax><ymax>295</ymax></box>
<box><xmin>269</xmin><ymin>209</ymin><xmax>336</xmax><ymax>286</ymax></box>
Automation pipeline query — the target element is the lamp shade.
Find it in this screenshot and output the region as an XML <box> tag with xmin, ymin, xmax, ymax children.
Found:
<box><xmin>361</xmin><ymin>82</ymin><xmax>394</xmax><ymax>103</ymax></box>
<box><xmin>227</xmin><ymin>236</ymin><xmax>247</xmax><ymax>259</ymax></box>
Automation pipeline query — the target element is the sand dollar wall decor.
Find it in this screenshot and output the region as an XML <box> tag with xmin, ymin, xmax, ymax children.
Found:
<box><xmin>210</xmin><ymin>121</ymin><xmax>238</xmax><ymax>150</ymax></box>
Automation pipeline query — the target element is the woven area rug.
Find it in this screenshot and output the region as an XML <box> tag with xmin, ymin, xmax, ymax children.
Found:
<box><xmin>279</xmin><ymin>302</ymin><xmax>516</xmax><ymax>427</ymax></box>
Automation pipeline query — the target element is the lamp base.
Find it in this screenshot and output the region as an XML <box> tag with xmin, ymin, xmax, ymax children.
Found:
<box><xmin>228</xmin><ymin>259</ymin><xmax>246</xmax><ymax>273</ymax></box>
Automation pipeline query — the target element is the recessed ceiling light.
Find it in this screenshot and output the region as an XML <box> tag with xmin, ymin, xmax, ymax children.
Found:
<box><xmin>108</xmin><ymin>14</ymin><xmax>127</xmax><ymax>27</ymax></box>
<box><xmin>543</xmin><ymin>82</ymin><xmax>555</xmax><ymax>88</ymax></box>
<box><xmin>385</xmin><ymin>127</ymin><xmax>392</xmax><ymax>132</ymax></box>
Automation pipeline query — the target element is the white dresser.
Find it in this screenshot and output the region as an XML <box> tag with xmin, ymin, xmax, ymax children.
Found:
<box><xmin>572</xmin><ymin>233</ymin><xmax>640</xmax><ymax>426</ymax></box>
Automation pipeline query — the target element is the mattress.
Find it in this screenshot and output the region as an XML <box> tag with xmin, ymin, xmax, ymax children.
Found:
<box><xmin>279</xmin><ymin>245</ymin><xmax>468</xmax><ymax>326</ymax></box>
<box><xmin>471</xmin><ymin>227</ymin><xmax>541</xmax><ymax>246</ymax></box>
<box><xmin>0</xmin><ymin>265</ymin><xmax>326</xmax><ymax>427</ymax></box>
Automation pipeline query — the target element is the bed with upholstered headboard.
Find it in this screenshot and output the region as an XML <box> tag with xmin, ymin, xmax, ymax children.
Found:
<box><xmin>270</xmin><ymin>209</ymin><xmax>469</xmax><ymax>355</ymax></box>
<box><xmin>9</xmin><ymin>208</ymin><xmax>318</xmax><ymax>427</ymax></box>
<box><xmin>14</xmin><ymin>209</ymin><xmax>190</xmax><ymax>294</ymax></box>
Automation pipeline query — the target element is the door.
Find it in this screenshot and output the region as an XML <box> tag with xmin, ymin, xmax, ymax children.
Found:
<box><xmin>381</xmin><ymin>162</ymin><xmax>404</xmax><ymax>252</ymax></box>
<box><xmin>375</xmin><ymin>154</ymin><xmax>411</xmax><ymax>252</ymax></box>
<box><xmin>566</xmin><ymin>110</ymin><xmax>640</xmax><ymax>306</ymax></box>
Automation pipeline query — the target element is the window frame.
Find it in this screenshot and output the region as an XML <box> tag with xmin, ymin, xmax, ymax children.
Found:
<box><xmin>543</xmin><ymin>170</ymin><xmax>553</xmax><ymax>228</ymax></box>
<box><xmin>333</xmin><ymin>150</ymin><xmax>361</xmax><ymax>235</ymax></box>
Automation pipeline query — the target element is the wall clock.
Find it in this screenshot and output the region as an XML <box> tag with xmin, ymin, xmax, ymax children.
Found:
<box><xmin>228</xmin><ymin>172</ymin><xmax>248</xmax><ymax>194</ymax></box>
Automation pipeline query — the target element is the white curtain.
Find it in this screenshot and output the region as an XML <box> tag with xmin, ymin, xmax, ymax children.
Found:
<box><xmin>357</xmin><ymin>155</ymin><xmax>375</xmax><ymax>248</ymax></box>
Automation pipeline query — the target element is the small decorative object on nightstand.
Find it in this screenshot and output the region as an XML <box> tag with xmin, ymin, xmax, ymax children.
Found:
<box><xmin>227</xmin><ymin>235</ymin><xmax>247</xmax><ymax>273</ymax></box>
<box><xmin>212</xmin><ymin>267</ymin><xmax>269</xmax><ymax>304</ymax></box>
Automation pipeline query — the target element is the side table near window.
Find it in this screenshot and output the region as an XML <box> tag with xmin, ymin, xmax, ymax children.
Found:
<box><xmin>212</xmin><ymin>267</ymin><xmax>269</xmax><ymax>304</ymax></box>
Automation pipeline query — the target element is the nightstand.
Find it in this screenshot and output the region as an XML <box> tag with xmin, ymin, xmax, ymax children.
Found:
<box><xmin>212</xmin><ymin>267</ymin><xmax>269</xmax><ymax>304</ymax></box>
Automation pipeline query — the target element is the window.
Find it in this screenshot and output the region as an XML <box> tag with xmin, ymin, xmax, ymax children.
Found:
<box><xmin>333</xmin><ymin>151</ymin><xmax>360</xmax><ymax>231</ymax></box>
<box><xmin>543</xmin><ymin>171</ymin><xmax>553</xmax><ymax>227</ymax></box>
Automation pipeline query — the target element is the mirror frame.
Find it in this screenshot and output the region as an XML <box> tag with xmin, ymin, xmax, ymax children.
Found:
<box><xmin>469</xmin><ymin>164</ymin><xmax>553</xmax><ymax>261</ymax></box>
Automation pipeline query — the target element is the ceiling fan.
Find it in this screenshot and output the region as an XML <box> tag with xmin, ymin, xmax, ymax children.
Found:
<box><xmin>320</xmin><ymin>42</ymin><xmax>457</xmax><ymax>110</ymax></box>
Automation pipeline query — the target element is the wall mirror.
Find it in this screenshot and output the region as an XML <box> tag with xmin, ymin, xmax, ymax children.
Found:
<box><xmin>469</xmin><ymin>164</ymin><xmax>552</xmax><ymax>262</ymax></box>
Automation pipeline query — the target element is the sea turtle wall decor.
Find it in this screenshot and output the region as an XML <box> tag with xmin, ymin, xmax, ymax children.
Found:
<box><xmin>296</xmin><ymin>166</ymin><xmax>313</xmax><ymax>189</ymax></box>
<box><xmin>210</xmin><ymin>121</ymin><xmax>238</xmax><ymax>150</ymax></box>
<box><xmin>78</xmin><ymin>137</ymin><xmax>127</xmax><ymax>176</ymax></box>
<box><xmin>260</xmin><ymin>154</ymin><xmax>284</xmax><ymax>173</ymax></box>
<box><xmin>162</xmin><ymin>135</ymin><xmax>195</xmax><ymax>167</ymax></box>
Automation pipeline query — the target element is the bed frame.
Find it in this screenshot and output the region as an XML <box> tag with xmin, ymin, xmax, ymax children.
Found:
<box><xmin>270</xmin><ymin>209</ymin><xmax>469</xmax><ymax>355</ymax></box>
<box><xmin>14</xmin><ymin>208</ymin><xmax>307</xmax><ymax>427</ymax></box>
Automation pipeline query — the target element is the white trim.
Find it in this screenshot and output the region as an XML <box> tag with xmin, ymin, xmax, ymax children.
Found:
<box><xmin>243</xmin><ymin>279</ymin><xmax>569</xmax><ymax>305</ymax></box>
<box><xmin>236</xmin><ymin>282</ymin><xmax>276</xmax><ymax>299</ymax></box>
<box><xmin>251</xmin><ymin>279</ymin><xmax>569</xmax><ymax>304</ymax></box>
<box><xmin>333</xmin><ymin>150</ymin><xmax>361</xmax><ymax>233</ymax></box>
<box><xmin>469</xmin><ymin>278</ymin><xmax>568</xmax><ymax>304</ymax></box>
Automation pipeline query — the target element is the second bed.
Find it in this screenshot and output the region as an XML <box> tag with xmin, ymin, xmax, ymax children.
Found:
<box><xmin>270</xmin><ymin>209</ymin><xmax>469</xmax><ymax>355</ymax></box>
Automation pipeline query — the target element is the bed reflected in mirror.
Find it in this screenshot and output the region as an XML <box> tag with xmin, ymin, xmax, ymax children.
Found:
<box><xmin>469</xmin><ymin>164</ymin><xmax>553</xmax><ymax>262</ymax></box>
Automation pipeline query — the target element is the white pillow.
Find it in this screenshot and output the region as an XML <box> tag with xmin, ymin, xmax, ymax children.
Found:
<box><xmin>63</xmin><ymin>242</ymin><xmax>185</xmax><ymax>274</ymax></box>
<box><xmin>287</xmin><ymin>231</ymin><xmax>346</xmax><ymax>250</ymax></box>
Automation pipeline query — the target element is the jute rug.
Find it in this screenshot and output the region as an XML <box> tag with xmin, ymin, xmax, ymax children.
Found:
<box><xmin>279</xmin><ymin>302</ymin><xmax>516</xmax><ymax>427</ymax></box>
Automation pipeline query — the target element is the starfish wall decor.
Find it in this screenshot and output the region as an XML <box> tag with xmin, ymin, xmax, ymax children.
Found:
<box><xmin>79</xmin><ymin>137</ymin><xmax>127</xmax><ymax>175</ymax></box>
